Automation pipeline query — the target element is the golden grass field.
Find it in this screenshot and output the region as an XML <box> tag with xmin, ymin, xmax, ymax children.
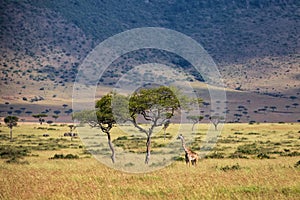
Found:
<box><xmin>0</xmin><ymin>123</ymin><xmax>299</xmax><ymax>199</ymax></box>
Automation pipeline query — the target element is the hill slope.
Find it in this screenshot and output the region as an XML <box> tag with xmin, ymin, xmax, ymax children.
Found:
<box><xmin>0</xmin><ymin>0</ymin><xmax>299</xmax><ymax>122</ymax></box>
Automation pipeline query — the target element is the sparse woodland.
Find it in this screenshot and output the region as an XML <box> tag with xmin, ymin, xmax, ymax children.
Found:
<box><xmin>0</xmin><ymin>1</ymin><xmax>299</xmax><ymax>199</ymax></box>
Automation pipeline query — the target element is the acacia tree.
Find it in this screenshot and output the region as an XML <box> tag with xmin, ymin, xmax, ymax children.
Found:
<box><xmin>4</xmin><ymin>116</ymin><xmax>19</xmax><ymax>141</ymax></box>
<box><xmin>187</xmin><ymin>115</ymin><xmax>204</xmax><ymax>131</ymax></box>
<box><xmin>68</xmin><ymin>124</ymin><xmax>76</xmax><ymax>141</ymax></box>
<box><xmin>52</xmin><ymin>115</ymin><xmax>59</xmax><ymax>122</ymax></box>
<box><xmin>32</xmin><ymin>114</ymin><xmax>48</xmax><ymax>125</ymax></box>
<box><xmin>73</xmin><ymin>93</ymin><xmax>128</xmax><ymax>163</ymax></box>
<box><xmin>209</xmin><ymin>115</ymin><xmax>225</xmax><ymax>131</ymax></box>
<box><xmin>128</xmin><ymin>86</ymin><xmax>181</xmax><ymax>164</ymax></box>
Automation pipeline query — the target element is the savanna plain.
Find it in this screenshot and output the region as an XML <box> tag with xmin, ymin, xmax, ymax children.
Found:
<box><xmin>0</xmin><ymin>123</ymin><xmax>299</xmax><ymax>200</ymax></box>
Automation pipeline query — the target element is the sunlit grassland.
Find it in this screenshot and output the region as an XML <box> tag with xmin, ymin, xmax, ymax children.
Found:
<box><xmin>0</xmin><ymin>123</ymin><xmax>299</xmax><ymax>199</ymax></box>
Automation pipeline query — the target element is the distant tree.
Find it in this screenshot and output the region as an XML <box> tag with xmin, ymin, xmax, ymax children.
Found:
<box><xmin>46</xmin><ymin>120</ymin><xmax>53</xmax><ymax>125</ymax></box>
<box><xmin>187</xmin><ymin>115</ymin><xmax>204</xmax><ymax>131</ymax></box>
<box><xmin>289</xmin><ymin>96</ymin><xmax>297</xmax><ymax>101</ymax></box>
<box><xmin>52</xmin><ymin>115</ymin><xmax>59</xmax><ymax>122</ymax></box>
<box><xmin>20</xmin><ymin>118</ymin><xmax>25</xmax><ymax>124</ymax></box>
<box><xmin>270</xmin><ymin>106</ymin><xmax>277</xmax><ymax>112</ymax></box>
<box><xmin>285</xmin><ymin>105</ymin><xmax>290</xmax><ymax>110</ymax></box>
<box><xmin>4</xmin><ymin>116</ymin><xmax>19</xmax><ymax>141</ymax></box>
<box><xmin>32</xmin><ymin>114</ymin><xmax>48</xmax><ymax>125</ymax></box>
<box><xmin>203</xmin><ymin>102</ymin><xmax>210</xmax><ymax>107</ymax></box>
<box><xmin>209</xmin><ymin>116</ymin><xmax>225</xmax><ymax>131</ymax></box>
<box><xmin>292</xmin><ymin>103</ymin><xmax>299</xmax><ymax>108</ymax></box>
<box><xmin>65</xmin><ymin>109</ymin><xmax>73</xmax><ymax>115</ymax></box>
<box><xmin>14</xmin><ymin>110</ymin><xmax>22</xmax><ymax>115</ymax></box>
<box><xmin>25</xmin><ymin>111</ymin><xmax>32</xmax><ymax>116</ymax></box>
<box><xmin>68</xmin><ymin>124</ymin><xmax>76</xmax><ymax>141</ymax></box>
<box><xmin>53</xmin><ymin>110</ymin><xmax>61</xmax><ymax>115</ymax></box>
<box><xmin>234</xmin><ymin>113</ymin><xmax>242</xmax><ymax>122</ymax></box>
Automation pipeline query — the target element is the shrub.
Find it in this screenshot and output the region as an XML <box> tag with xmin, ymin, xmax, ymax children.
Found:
<box><xmin>236</xmin><ymin>143</ymin><xmax>261</xmax><ymax>155</ymax></box>
<box><xmin>228</xmin><ymin>152</ymin><xmax>248</xmax><ymax>159</ymax></box>
<box><xmin>234</xmin><ymin>132</ymin><xmax>243</xmax><ymax>135</ymax></box>
<box><xmin>219</xmin><ymin>163</ymin><xmax>241</xmax><ymax>172</ymax></box>
<box><xmin>125</xmin><ymin>162</ymin><xmax>135</xmax><ymax>167</ymax></box>
<box><xmin>281</xmin><ymin>151</ymin><xmax>300</xmax><ymax>157</ymax></box>
<box><xmin>294</xmin><ymin>160</ymin><xmax>300</xmax><ymax>168</ymax></box>
<box><xmin>247</xmin><ymin>132</ymin><xmax>260</xmax><ymax>135</ymax></box>
<box><xmin>172</xmin><ymin>156</ymin><xmax>185</xmax><ymax>161</ymax></box>
<box><xmin>6</xmin><ymin>157</ymin><xmax>29</xmax><ymax>165</ymax></box>
<box><xmin>205</xmin><ymin>151</ymin><xmax>224</xmax><ymax>159</ymax></box>
<box><xmin>0</xmin><ymin>146</ymin><xmax>30</xmax><ymax>159</ymax></box>
<box><xmin>49</xmin><ymin>153</ymin><xmax>79</xmax><ymax>159</ymax></box>
<box><xmin>257</xmin><ymin>153</ymin><xmax>270</xmax><ymax>159</ymax></box>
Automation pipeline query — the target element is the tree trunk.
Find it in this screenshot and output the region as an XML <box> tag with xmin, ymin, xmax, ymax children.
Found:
<box><xmin>107</xmin><ymin>133</ymin><xmax>115</xmax><ymax>163</ymax></box>
<box><xmin>192</xmin><ymin>123</ymin><xmax>195</xmax><ymax>131</ymax></box>
<box><xmin>214</xmin><ymin>124</ymin><xmax>218</xmax><ymax>131</ymax></box>
<box><xmin>9</xmin><ymin>127</ymin><xmax>13</xmax><ymax>142</ymax></box>
<box><xmin>145</xmin><ymin>136</ymin><xmax>151</xmax><ymax>164</ymax></box>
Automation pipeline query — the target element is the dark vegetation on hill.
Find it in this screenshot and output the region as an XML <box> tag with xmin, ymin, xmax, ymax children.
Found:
<box><xmin>0</xmin><ymin>0</ymin><xmax>299</xmax><ymax>122</ymax></box>
<box><xmin>30</xmin><ymin>0</ymin><xmax>299</xmax><ymax>63</ymax></box>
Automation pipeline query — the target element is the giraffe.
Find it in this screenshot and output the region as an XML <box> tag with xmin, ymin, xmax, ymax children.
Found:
<box><xmin>177</xmin><ymin>134</ymin><xmax>198</xmax><ymax>166</ymax></box>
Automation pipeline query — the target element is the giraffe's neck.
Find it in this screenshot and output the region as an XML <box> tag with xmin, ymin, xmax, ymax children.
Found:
<box><xmin>179</xmin><ymin>136</ymin><xmax>189</xmax><ymax>153</ymax></box>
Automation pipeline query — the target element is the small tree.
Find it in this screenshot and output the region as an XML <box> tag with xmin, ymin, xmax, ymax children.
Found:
<box><xmin>269</xmin><ymin>106</ymin><xmax>277</xmax><ymax>112</ymax></box>
<box><xmin>52</xmin><ymin>115</ymin><xmax>59</xmax><ymax>122</ymax></box>
<box><xmin>187</xmin><ymin>115</ymin><xmax>204</xmax><ymax>131</ymax></box>
<box><xmin>73</xmin><ymin>93</ymin><xmax>128</xmax><ymax>163</ymax></box>
<box><xmin>68</xmin><ymin>124</ymin><xmax>76</xmax><ymax>141</ymax></box>
<box><xmin>4</xmin><ymin>116</ymin><xmax>19</xmax><ymax>141</ymax></box>
<box><xmin>32</xmin><ymin>114</ymin><xmax>48</xmax><ymax>125</ymax></box>
<box><xmin>209</xmin><ymin>115</ymin><xmax>224</xmax><ymax>131</ymax></box>
<box><xmin>53</xmin><ymin>110</ymin><xmax>61</xmax><ymax>115</ymax></box>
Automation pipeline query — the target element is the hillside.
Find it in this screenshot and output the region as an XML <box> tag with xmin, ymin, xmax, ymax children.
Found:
<box><xmin>0</xmin><ymin>0</ymin><xmax>299</xmax><ymax>122</ymax></box>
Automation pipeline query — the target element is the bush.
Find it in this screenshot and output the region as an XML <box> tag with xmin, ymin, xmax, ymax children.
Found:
<box><xmin>219</xmin><ymin>163</ymin><xmax>241</xmax><ymax>172</ymax></box>
<box><xmin>228</xmin><ymin>152</ymin><xmax>248</xmax><ymax>159</ymax></box>
<box><xmin>6</xmin><ymin>157</ymin><xmax>29</xmax><ymax>165</ymax></box>
<box><xmin>205</xmin><ymin>151</ymin><xmax>224</xmax><ymax>159</ymax></box>
<box><xmin>257</xmin><ymin>153</ymin><xmax>270</xmax><ymax>159</ymax></box>
<box><xmin>236</xmin><ymin>143</ymin><xmax>261</xmax><ymax>155</ymax></box>
<box><xmin>281</xmin><ymin>151</ymin><xmax>300</xmax><ymax>157</ymax></box>
<box><xmin>0</xmin><ymin>146</ymin><xmax>30</xmax><ymax>159</ymax></box>
<box><xmin>294</xmin><ymin>160</ymin><xmax>300</xmax><ymax>168</ymax></box>
<box><xmin>49</xmin><ymin>153</ymin><xmax>79</xmax><ymax>159</ymax></box>
<box><xmin>172</xmin><ymin>156</ymin><xmax>185</xmax><ymax>161</ymax></box>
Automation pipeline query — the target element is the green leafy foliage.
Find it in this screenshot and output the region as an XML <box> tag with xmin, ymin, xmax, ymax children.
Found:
<box><xmin>4</xmin><ymin>116</ymin><xmax>19</xmax><ymax>141</ymax></box>
<box><xmin>4</xmin><ymin>116</ymin><xmax>19</xmax><ymax>128</ymax></box>
<box><xmin>129</xmin><ymin>86</ymin><xmax>180</xmax><ymax>125</ymax></box>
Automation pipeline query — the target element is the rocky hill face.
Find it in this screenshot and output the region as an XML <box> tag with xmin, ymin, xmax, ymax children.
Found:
<box><xmin>0</xmin><ymin>0</ymin><xmax>299</xmax><ymax>122</ymax></box>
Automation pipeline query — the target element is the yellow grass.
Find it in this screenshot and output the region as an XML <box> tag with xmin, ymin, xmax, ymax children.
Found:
<box><xmin>0</xmin><ymin>123</ymin><xmax>300</xmax><ymax>199</ymax></box>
